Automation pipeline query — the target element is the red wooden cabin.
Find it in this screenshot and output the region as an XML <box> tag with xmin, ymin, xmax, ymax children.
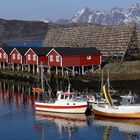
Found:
<box><xmin>24</xmin><ymin>48</ymin><xmax>38</xmax><ymax>65</ymax></box>
<box><xmin>24</xmin><ymin>47</ymin><xmax>52</xmax><ymax>65</ymax></box>
<box><xmin>0</xmin><ymin>48</ymin><xmax>8</xmax><ymax>62</ymax></box>
<box><xmin>47</xmin><ymin>47</ymin><xmax>101</xmax><ymax>67</ymax></box>
<box><xmin>9</xmin><ymin>48</ymin><xmax>29</xmax><ymax>64</ymax></box>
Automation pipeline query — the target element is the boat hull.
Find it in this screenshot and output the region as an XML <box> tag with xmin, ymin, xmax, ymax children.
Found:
<box><xmin>93</xmin><ymin>105</ymin><xmax>140</xmax><ymax>119</ymax></box>
<box><xmin>35</xmin><ymin>101</ymin><xmax>87</xmax><ymax>114</ymax></box>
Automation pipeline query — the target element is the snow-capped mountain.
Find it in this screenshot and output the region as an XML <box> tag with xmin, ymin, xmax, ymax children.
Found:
<box><xmin>70</xmin><ymin>3</ymin><xmax>140</xmax><ymax>25</ymax></box>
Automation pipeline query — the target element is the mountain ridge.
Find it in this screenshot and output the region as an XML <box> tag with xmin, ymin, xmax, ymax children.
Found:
<box><xmin>54</xmin><ymin>3</ymin><xmax>140</xmax><ymax>25</ymax></box>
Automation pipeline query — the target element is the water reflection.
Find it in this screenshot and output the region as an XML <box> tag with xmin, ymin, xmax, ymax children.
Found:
<box><xmin>0</xmin><ymin>81</ymin><xmax>35</xmax><ymax>109</ymax></box>
<box><xmin>94</xmin><ymin>116</ymin><xmax>140</xmax><ymax>140</ymax></box>
<box><xmin>35</xmin><ymin>111</ymin><xmax>89</xmax><ymax>140</ymax></box>
<box><xmin>0</xmin><ymin>80</ymin><xmax>140</xmax><ymax>140</ymax></box>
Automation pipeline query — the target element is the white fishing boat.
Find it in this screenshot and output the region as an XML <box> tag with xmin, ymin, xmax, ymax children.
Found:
<box><xmin>34</xmin><ymin>64</ymin><xmax>87</xmax><ymax>114</ymax></box>
<box><xmin>35</xmin><ymin>90</ymin><xmax>87</xmax><ymax>114</ymax></box>
<box><xmin>93</xmin><ymin>70</ymin><xmax>140</xmax><ymax>119</ymax></box>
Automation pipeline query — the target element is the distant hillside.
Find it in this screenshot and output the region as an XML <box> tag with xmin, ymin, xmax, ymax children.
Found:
<box><xmin>0</xmin><ymin>18</ymin><xmax>62</xmax><ymax>42</ymax></box>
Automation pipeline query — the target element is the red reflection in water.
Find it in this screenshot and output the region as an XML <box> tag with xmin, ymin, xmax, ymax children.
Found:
<box><xmin>0</xmin><ymin>83</ymin><xmax>35</xmax><ymax>108</ymax></box>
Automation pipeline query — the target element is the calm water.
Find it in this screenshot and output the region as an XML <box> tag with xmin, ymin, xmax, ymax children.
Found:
<box><xmin>0</xmin><ymin>81</ymin><xmax>140</xmax><ymax>140</ymax></box>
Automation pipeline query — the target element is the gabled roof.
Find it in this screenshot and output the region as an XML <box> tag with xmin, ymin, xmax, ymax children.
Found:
<box><xmin>31</xmin><ymin>47</ymin><xmax>52</xmax><ymax>56</ymax></box>
<box><xmin>1</xmin><ymin>47</ymin><xmax>100</xmax><ymax>56</ymax></box>
<box><xmin>2</xmin><ymin>46</ymin><xmax>14</xmax><ymax>54</ymax></box>
<box><xmin>2</xmin><ymin>46</ymin><xmax>52</xmax><ymax>56</ymax></box>
<box><xmin>16</xmin><ymin>47</ymin><xmax>30</xmax><ymax>55</ymax></box>
<box><xmin>54</xmin><ymin>47</ymin><xmax>101</xmax><ymax>55</ymax></box>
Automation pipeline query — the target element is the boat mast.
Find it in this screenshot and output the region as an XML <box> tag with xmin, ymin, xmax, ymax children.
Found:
<box><xmin>100</xmin><ymin>70</ymin><xmax>104</xmax><ymax>93</ymax></box>
<box><xmin>67</xmin><ymin>75</ymin><xmax>71</xmax><ymax>93</ymax></box>
<box><xmin>40</xmin><ymin>62</ymin><xmax>44</xmax><ymax>92</ymax></box>
<box><xmin>107</xmin><ymin>69</ymin><xmax>110</xmax><ymax>93</ymax></box>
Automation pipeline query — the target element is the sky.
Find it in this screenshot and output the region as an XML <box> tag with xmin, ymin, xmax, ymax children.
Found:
<box><xmin>0</xmin><ymin>0</ymin><xmax>140</xmax><ymax>21</ymax></box>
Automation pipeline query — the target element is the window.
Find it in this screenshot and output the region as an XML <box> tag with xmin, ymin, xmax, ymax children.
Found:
<box><xmin>33</xmin><ymin>55</ymin><xmax>36</xmax><ymax>60</ymax></box>
<box><xmin>65</xmin><ymin>95</ymin><xmax>68</xmax><ymax>99</ymax></box>
<box><xmin>50</xmin><ymin>55</ymin><xmax>53</xmax><ymax>61</ymax></box>
<box><xmin>0</xmin><ymin>53</ymin><xmax>2</xmax><ymax>58</ymax></box>
<box><xmin>56</xmin><ymin>56</ymin><xmax>59</xmax><ymax>62</ymax></box>
<box><xmin>28</xmin><ymin>54</ymin><xmax>31</xmax><ymax>60</ymax></box>
<box><xmin>17</xmin><ymin>54</ymin><xmax>20</xmax><ymax>60</ymax></box>
<box><xmin>87</xmin><ymin>56</ymin><xmax>91</xmax><ymax>60</ymax></box>
<box><xmin>61</xmin><ymin>95</ymin><xmax>64</xmax><ymax>99</ymax></box>
<box><xmin>12</xmin><ymin>54</ymin><xmax>15</xmax><ymax>59</ymax></box>
<box><xmin>3</xmin><ymin>53</ymin><xmax>6</xmax><ymax>59</ymax></box>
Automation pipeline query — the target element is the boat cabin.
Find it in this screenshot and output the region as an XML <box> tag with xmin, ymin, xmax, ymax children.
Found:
<box><xmin>120</xmin><ymin>95</ymin><xmax>135</xmax><ymax>105</ymax></box>
<box><xmin>57</xmin><ymin>91</ymin><xmax>76</xmax><ymax>101</ymax></box>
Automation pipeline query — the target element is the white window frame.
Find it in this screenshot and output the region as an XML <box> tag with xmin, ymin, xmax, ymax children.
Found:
<box><xmin>56</xmin><ymin>56</ymin><xmax>59</xmax><ymax>62</ymax></box>
<box><xmin>3</xmin><ymin>53</ymin><xmax>6</xmax><ymax>59</ymax></box>
<box><xmin>87</xmin><ymin>55</ymin><xmax>91</xmax><ymax>60</ymax></box>
<box><xmin>0</xmin><ymin>53</ymin><xmax>2</xmax><ymax>58</ymax></box>
<box><xmin>12</xmin><ymin>54</ymin><xmax>15</xmax><ymax>59</ymax></box>
<box><xmin>17</xmin><ymin>54</ymin><xmax>20</xmax><ymax>60</ymax></box>
<box><xmin>28</xmin><ymin>54</ymin><xmax>31</xmax><ymax>60</ymax></box>
<box><xmin>50</xmin><ymin>55</ymin><xmax>53</xmax><ymax>62</ymax></box>
<box><xmin>33</xmin><ymin>55</ymin><xmax>36</xmax><ymax>61</ymax></box>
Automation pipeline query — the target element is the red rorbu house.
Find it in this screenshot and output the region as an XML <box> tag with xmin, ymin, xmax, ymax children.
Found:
<box><xmin>0</xmin><ymin>48</ymin><xmax>8</xmax><ymax>63</ymax></box>
<box><xmin>9</xmin><ymin>47</ymin><xmax>29</xmax><ymax>64</ymax></box>
<box><xmin>47</xmin><ymin>47</ymin><xmax>102</xmax><ymax>75</ymax></box>
<box><xmin>0</xmin><ymin>47</ymin><xmax>14</xmax><ymax>69</ymax></box>
<box><xmin>8</xmin><ymin>47</ymin><xmax>29</xmax><ymax>71</ymax></box>
<box><xmin>24</xmin><ymin>47</ymin><xmax>52</xmax><ymax>65</ymax></box>
<box><xmin>24</xmin><ymin>47</ymin><xmax>52</xmax><ymax>73</ymax></box>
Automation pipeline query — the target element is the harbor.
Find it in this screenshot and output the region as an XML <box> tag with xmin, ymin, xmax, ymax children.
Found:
<box><xmin>0</xmin><ymin>80</ymin><xmax>140</xmax><ymax>140</ymax></box>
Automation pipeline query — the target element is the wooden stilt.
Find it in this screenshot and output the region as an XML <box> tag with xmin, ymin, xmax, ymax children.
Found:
<box><xmin>82</xmin><ymin>66</ymin><xmax>84</xmax><ymax>75</ymax></box>
<box><xmin>72</xmin><ymin>66</ymin><xmax>75</xmax><ymax>76</ymax></box>
<box><xmin>22</xmin><ymin>64</ymin><xmax>24</xmax><ymax>72</ymax></box>
<box><xmin>28</xmin><ymin>64</ymin><xmax>30</xmax><ymax>73</ymax></box>
<box><xmin>36</xmin><ymin>65</ymin><xmax>39</xmax><ymax>73</ymax></box>
<box><xmin>56</xmin><ymin>66</ymin><xmax>58</xmax><ymax>75</ymax></box>
<box><xmin>79</xmin><ymin>67</ymin><xmax>81</xmax><ymax>75</ymax></box>
<box><xmin>61</xmin><ymin>66</ymin><xmax>64</xmax><ymax>77</ymax></box>
<box><xmin>3</xmin><ymin>62</ymin><xmax>5</xmax><ymax>69</ymax></box>
<box><xmin>92</xmin><ymin>65</ymin><xmax>94</xmax><ymax>74</ymax></box>
<box><xmin>33</xmin><ymin>65</ymin><xmax>35</xmax><ymax>74</ymax></box>
<box><xmin>47</xmin><ymin>66</ymin><xmax>51</xmax><ymax>74</ymax></box>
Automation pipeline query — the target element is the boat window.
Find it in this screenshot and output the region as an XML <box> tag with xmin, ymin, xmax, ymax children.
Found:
<box><xmin>73</xmin><ymin>103</ymin><xmax>75</xmax><ymax>105</ymax></box>
<box><xmin>67</xmin><ymin>103</ymin><xmax>69</xmax><ymax>105</ymax></box>
<box><xmin>61</xmin><ymin>95</ymin><xmax>64</xmax><ymax>99</ymax></box>
<box><xmin>65</xmin><ymin>95</ymin><xmax>68</xmax><ymax>99</ymax></box>
<box><xmin>69</xmin><ymin>95</ymin><xmax>73</xmax><ymax>99</ymax></box>
<box><xmin>128</xmin><ymin>99</ymin><xmax>130</xmax><ymax>102</ymax></box>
